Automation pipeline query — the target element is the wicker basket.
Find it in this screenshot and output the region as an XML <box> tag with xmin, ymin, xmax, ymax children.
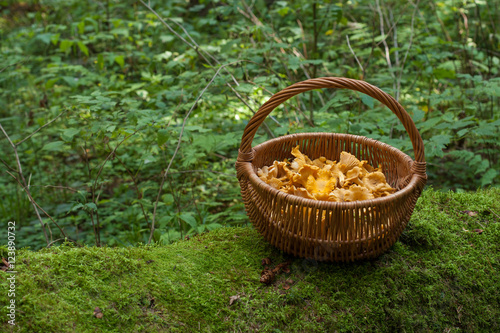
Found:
<box><xmin>235</xmin><ymin>77</ymin><xmax>427</xmax><ymax>262</ymax></box>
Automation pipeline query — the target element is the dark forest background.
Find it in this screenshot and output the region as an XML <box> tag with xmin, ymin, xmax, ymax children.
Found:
<box><xmin>0</xmin><ymin>0</ymin><xmax>499</xmax><ymax>249</ymax></box>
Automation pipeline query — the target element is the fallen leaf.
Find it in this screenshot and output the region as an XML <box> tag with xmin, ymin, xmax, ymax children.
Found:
<box><xmin>272</xmin><ymin>261</ymin><xmax>290</xmax><ymax>274</ymax></box>
<box><xmin>473</xmin><ymin>229</ymin><xmax>483</xmax><ymax>234</ymax></box>
<box><xmin>260</xmin><ymin>268</ymin><xmax>275</xmax><ymax>285</ymax></box>
<box><xmin>461</xmin><ymin>210</ymin><xmax>478</xmax><ymax>217</ymax></box>
<box><xmin>285</xmin><ymin>279</ymin><xmax>294</xmax><ymax>284</ymax></box>
<box><xmin>229</xmin><ymin>295</ymin><xmax>240</xmax><ymax>305</ymax></box>
<box><xmin>1</xmin><ymin>258</ymin><xmax>9</xmax><ymax>271</ymax></box>
<box><xmin>283</xmin><ymin>283</ymin><xmax>291</xmax><ymax>290</ymax></box>
<box><xmin>261</xmin><ymin>257</ymin><xmax>272</xmax><ymax>266</ymax></box>
<box><xmin>93</xmin><ymin>307</ymin><xmax>103</xmax><ymax>319</ymax></box>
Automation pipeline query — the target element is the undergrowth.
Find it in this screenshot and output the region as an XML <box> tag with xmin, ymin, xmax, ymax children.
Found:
<box><xmin>0</xmin><ymin>0</ymin><xmax>499</xmax><ymax>249</ymax></box>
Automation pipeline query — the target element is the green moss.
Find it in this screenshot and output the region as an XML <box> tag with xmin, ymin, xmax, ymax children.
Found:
<box><xmin>1</xmin><ymin>188</ymin><xmax>500</xmax><ymax>332</ymax></box>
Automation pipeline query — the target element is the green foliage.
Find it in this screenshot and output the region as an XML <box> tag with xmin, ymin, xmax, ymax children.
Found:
<box><xmin>1</xmin><ymin>188</ymin><xmax>500</xmax><ymax>332</ymax></box>
<box><xmin>0</xmin><ymin>0</ymin><xmax>499</xmax><ymax>248</ymax></box>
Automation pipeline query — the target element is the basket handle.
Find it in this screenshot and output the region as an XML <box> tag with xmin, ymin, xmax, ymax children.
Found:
<box><xmin>237</xmin><ymin>77</ymin><xmax>426</xmax><ymax>165</ymax></box>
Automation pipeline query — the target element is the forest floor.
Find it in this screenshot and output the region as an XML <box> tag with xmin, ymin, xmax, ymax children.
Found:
<box><xmin>1</xmin><ymin>188</ymin><xmax>500</xmax><ymax>332</ymax></box>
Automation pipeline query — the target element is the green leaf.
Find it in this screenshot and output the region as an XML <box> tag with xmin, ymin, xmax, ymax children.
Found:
<box><xmin>419</xmin><ymin>117</ymin><xmax>442</xmax><ymax>133</ymax></box>
<box><xmin>277</xmin><ymin>6</ymin><xmax>290</xmax><ymax>16</ymax></box>
<box><xmin>475</xmin><ymin>159</ymin><xmax>490</xmax><ymax>175</ymax></box>
<box><xmin>77</xmin><ymin>41</ymin><xmax>89</xmax><ymax>57</ymax></box>
<box><xmin>114</xmin><ymin>55</ymin><xmax>125</xmax><ymax>68</ymax></box>
<box><xmin>61</xmin><ymin>128</ymin><xmax>80</xmax><ymax>142</ymax></box>
<box><xmin>288</xmin><ymin>55</ymin><xmax>300</xmax><ymax>71</ymax></box>
<box><xmin>59</xmin><ymin>40</ymin><xmax>73</xmax><ymax>53</ymax></box>
<box><xmin>97</xmin><ymin>53</ymin><xmax>104</xmax><ymax>70</ymax></box>
<box><xmin>45</xmin><ymin>78</ymin><xmax>59</xmax><ymax>89</ymax></box>
<box><xmin>157</xmin><ymin>129</ymin><xmax>170</xmax><ymax>147</ymax></box>
<box><xmin>160</xmin><ymin>230</ymin><xmax>181</xmax><ymax>244</ymax></box>
<box><xmin>161</xmin><ymin>194</ymin><xmax>174</xmax><ymax>205</ymax></box>
<box><xmin>69</xmin><ymin>203</ymin><xmax>84</xmax><ymax>212</ymax></box>
<box><xmin>42</xmin><ymin>141</ymin><xmax>65</xmax><ymax>152</ymax></box>
<box><xmin>158</xmin><ymin>215</ymin><xmax>174</xmax><ymax>229</ymax></box>
<box><xmin>360</xmin><ymin>93</ymin><xmax>374</xmax><ymax>109</ymax></box>
<box><xmin>203</xmin><ymin>223</ymin><xmax>222</xmax><ymax>231</ymax></box>
<box><xmin>77</xmin><ymin>21</ymin><xmax>85</xmax><ymax>34</ymax></box>
<box><xmin>480</xmin><ymin>169</ymin><xmax>498</xmax><ymax>187</ymax></box>
<box><xmin>37</xmin><ymin>33</ymin><xmax>52</xmax><ymax>45</ymax></box>
<box><xmin>457</xmin><ymin>128</ymin><xmax>469</xmax><ymax>138</ymax></box>
<box><xmin>179</xmin><ymin>212</ymin><xmax>198</xmax><ymax>230</ymax></box>
<box><xmin>84</xmin><ymin>203</ymin><xmax>97</xmax><ymax>212</ymax></box>
<box><xmin>236</xmin><ymin>83</ymin><xmax>254</xmax><ymax>94</ymax></box>
<box><xmin>425</xmin><ymin>135</ymin><xmax>450</xmax><ymax>158</ymax></box>
<box><xmin>50</xmin><ymin>33</ymin><xmax>60</xmax><ymax>45</ymax></box>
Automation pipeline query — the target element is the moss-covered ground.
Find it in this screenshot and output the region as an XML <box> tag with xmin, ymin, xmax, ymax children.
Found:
<box><xmin>1</xmin><ymin>188</ymin><xmax>500</xmax><ymax>332</ymax></box>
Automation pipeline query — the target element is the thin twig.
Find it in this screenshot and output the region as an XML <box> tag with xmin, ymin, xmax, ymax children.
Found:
<box><xmin>488</xmin><ymin>208</ymin><xmax>500</xmax><ymax>220</ymax></box>
<box><xmin>1</xmin><ymin>123</ymin><xmax>49</xmax><ymax>244</ymax></box>
<box><xmin>346</xmin><ymin>35</ymin><xmax>364</xmax><ymax>73</ymax></box>
<box><xmin>168</xmin><ymin>169</ymin><xmax>235</xmax><ymax>177</ymax></box>
<box><xmin>81</xmin><ymin>141</ymin><xmax>98</xmax><ymax>246</ymax></box>
<box><xmin>374</xmin><ymin>2</ymin><xmax>410</xmax><ymax>48</ymax></box>
<box><xmin>400</xmin><ymin>0</ymin><xmax>420</xmax><ymax>79</ymax></box>
<box><xmin>5</xmin><ymin>170</ymin><xmax>68</xmax><ymax>240</ymax></box>
<box><xmin>41</xmin><ymin>185</ymin><xmax>80</xmax><ymax>192</ymax></box>
<box><xmin>165</xmin><ymin>90</ymin><xmax>184</xmax><ymax>129</ymax></box>
<box><xmin>16</xmin><ymin>109</ymin><xmax>67</xmax><ymax>146</ymax></box>
<box><xmin>89</xmin><ymin>212</ymin><xmax>98</xmax><ymax>246</ymax></box>
<box><xmin>0</xmin><ymin>57</ymin><xmax>30</xmax><ymax>73</ymax></box>
<box><xmin>0</xmin><ymin>157</ymin><xmax>17</xmax><ymax>173</ymax></box>
<box><xmin>148</xmin><ymin>62</ymin><xmax>240</xmax><ymax>244</ymax></box>
<box><xmin>375</xmin><ymin>0</ymin><xmax>395</xmax><ymax>81</ymax></box>
<box><xmin>46</xmin><ymin>238</ymin><xmax>82</xmax><ymax>248</ymax></box>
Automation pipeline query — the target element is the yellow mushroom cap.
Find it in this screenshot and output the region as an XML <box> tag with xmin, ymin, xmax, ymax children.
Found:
<box><xmin>329</xmin><ymin>188</ymin><xmax>348</xmax><ymax>202</ymax></box>
<box><xmin>359</xmin><ymin>160</ymin><xmax>374</xmax><ymax>173</ymax></box>
<box><xmin>294</xmin><ymin>164</ymin><xmax>320</xmax><ymax>187</ymax></box>
<box><xmin>339</xmin><ymin>152</ymin><xmax>361</xmax><ymax>172</ymax></box>
<box><xmin>293</xmin><ymin>187</ymin><xmax>317</xmax><ymax>200</ymax></box>
<box><xmin>291</xmin><ymin>145</ymin><xmax>313</xmax><ymax>171</ymax></box>
<box><xmin>343</xmin><ymin>185</ymin><xmax>374</xmax><ymax>202</ymax></box>
<box><xmin>267</xmin><ymin>177</ymin><xmax>284</xmax><ymax>189</ymax></box>
<box><xmin>312</xmin><ymin>156</ymin><xmax>327</xmax><ymax>169</ymax></box>
<box><xmin>345</xmin><ymin>166</ymin><xmax>366</xmax><ymax>187</ymax></box>
<box><xmin>362</xmin><ymin>172</ymin><xmax>388</xmax><ymax>192</ymax></box>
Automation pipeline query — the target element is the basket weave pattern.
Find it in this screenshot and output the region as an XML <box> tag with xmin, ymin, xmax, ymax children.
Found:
<box><xmin>236</xmin><ymin>78</ymin><xmax>427</xmax><ymax>262</ymax></box>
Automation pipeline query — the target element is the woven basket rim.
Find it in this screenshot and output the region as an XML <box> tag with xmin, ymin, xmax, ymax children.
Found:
<box><xmin>246</xmin><ymin>132</ymin><xmax>418</xmax><ymax>209</ymax></box>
